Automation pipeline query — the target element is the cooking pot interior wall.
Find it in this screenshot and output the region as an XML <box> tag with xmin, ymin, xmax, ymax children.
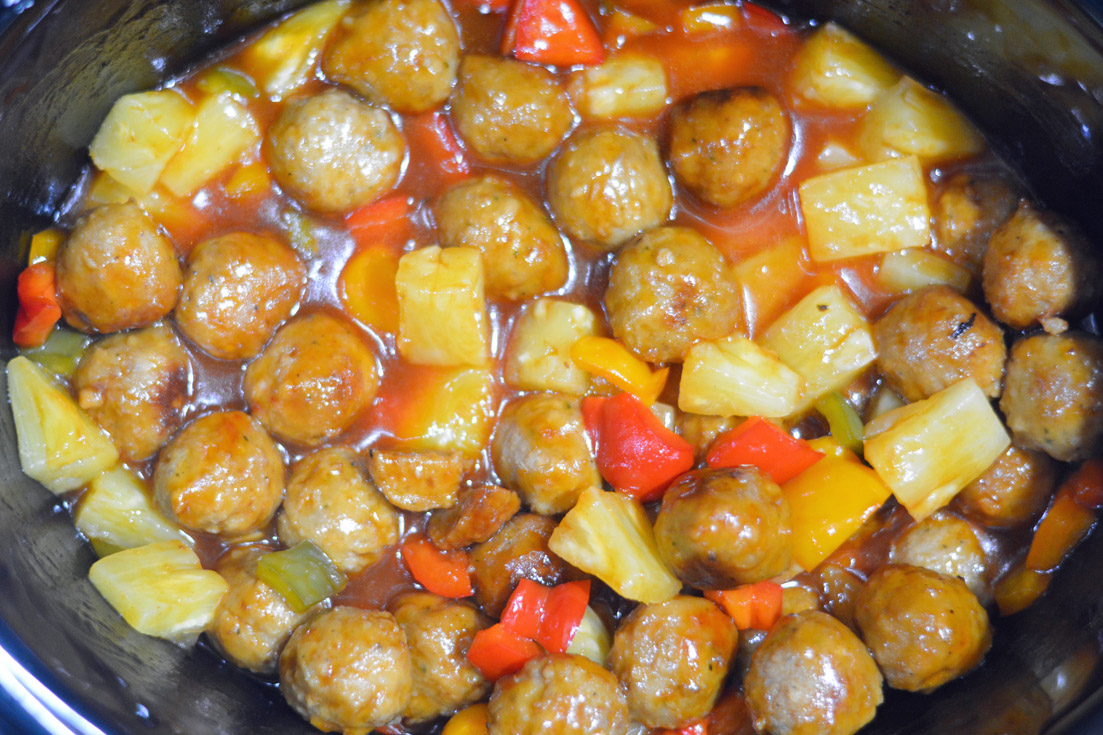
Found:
<box><xmin>0</xmin><ymin>0</ymin><xmax>1102</xmax><ymax>733</ymax></box>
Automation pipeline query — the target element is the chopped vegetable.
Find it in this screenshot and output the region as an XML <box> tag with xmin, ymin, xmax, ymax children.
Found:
<box><xmin>878</xmin><ymin>248</ymin><xmax>972</xmax><ymax>294</ymax></box>
<box><xmin>387</xmin><ymin>366</ymin><xmax>497</xmax><ymax>457</ymax></box>
<box><xmin>505</xmin><ymin>299</ymin><xmax>599</xmax><ymax>396</ymax></box>
<box><xmin>679</xmin><ymin>335</ymin><xmax>804</xmax><ymax>418</ymax></box>
<box><xmin>466</xmin><ymin>623</ymin><xmax>542</xmax><ymax>681</ymax></box>
<box><xmin>706</xmin><ymin>416</ymin><xmax>824</xmax><ymax>484</ymax></box>
<box><xmin>159</xmin><ymin>92</ymin><xmax>260</xmax><ymax>197</ymax></box>
<box><xmin>815</xmin><ymin>392</ymin><xmax>865</xmax><ymax>455</ymax></box>
<box><xmin>345</xmin><ymin>195</ymin><xmax>411</xmax><ymax>247</ymax></box>
<box><xmin>340</xmin><ymin>246</ymin><xmax>401</xmax><ymax>333</ymax></box>
<box><xmin>407</xmin><ymin>112</ymin><xmax>470</xmax><ymax>182</ymax></box>
<box><xmin>734</xmin><ymin>236</ymin><xmax>809</xmax><ymax>335</ymax></box>
<box><xmin>790</xmin><ymin>22</ymin><xmax>899</xmax><ymax>108</ymax></box>
<box><xmin>565</xmin><ymin>605</ymin><xmax>612</xmax><ymax>665</ymax></box>
<box><xmin>13</xmin><ymin>263</ymin><xmax>62</xmax><ymax>348</ymax></box>
<box><xmin>603</xmin><ymin>7</ymin><xmax>658</xmax><ymax>48</ymax></box>
<box><xmin>75</xmin><ymin>466</ymin><xmax>190</xmax><ymax>550</ymax></box>
<box><xmin>195</xmin><ymin>66</ymin><xmax>259</xmax><ymax>99</ymax></box>
<box><xmin>89</xmin><ymin>89</ymin><xmax>195</xmax><ymax>194</ymax></box>
<box><xmin>742</xmin><ymin>2</ymin><xmax>788</xmax><ymax>34</ymax></box>
<box><xmin>536</xmin><ymin>580</ymin><xmax>591</xmax><ymax>653</ymax></box>
<box><xmin>569</xmin><ymin>53</ymin><xmax>668</xmax><ymax>119</ymax></box>
<box><xmin>224</xmin><ymin>161</ymin><xmax>270</xmax><ymax>199</ymax></box>
<box><xmin>279</xmin><ymin>208</ymin><xmax>321</xmax><ymax>256</ymax></box>
<box><xmin>241</xmin><ymin>0</ymin><xmax>350</xmax><ymax>100</ymax></box>
<box><xmin>400</xmin><ymin>534</ymin><xmax>473</xmax><ymax>599</ymax></box>
<box><xmin>500</xmin><ymin>578</ymin><xmax>549</xmax><ymax>640</ymax></box>
<box><xmin>19</xmin><ymin>328</ymin><xmax>92</xmax><ymax>379</ymax></box>
<box><xmin>27</xmin><ymin>228</ymin><xmax>63</xmax><ymax>265</ymax></box>
<box><xmin>502</xmin><ymin>0</ymin><xmax>605</xmax><ymax>67</ymax></box>
<box><xmin>706</xmin><ymin>581</ymin><xmax>784</xmax><ymax>631</ymax></box>
<box><xmin>571</xmin><ymin>336</ymin><xmax>669</xmax><ymax>405</ymax></box>
<box><xmin>860</xmin><ymin>76</ymin><xmax>984</xmax><ymax>164</ymax></box>
<box><xmin>657</xmin><ymin>720</ymin><xmax>708</xmax><ymax>735</ymax></box>
<box><xmin>681</xmin><ymin>3</ymin><xmax>742</xmax><ymax>33</ymax></box>
<box><xmin>256</xmin><ymin>541</ymin><xmax>347</xmax><ymax>613</ymax></box>
<box><xmin>441</xmin><ymin>703</ymin><xmax>489</xmax><ymax>735</ymax></box>
<box><xmin>1024</xmin><ymin>460</ymin><xmax>1103</xmax><ymax>572</ymax></box>
<box><xmin>994</xmin><ymin>565</ymin><xmax>1052</xmax><ymax>616</ymax></box>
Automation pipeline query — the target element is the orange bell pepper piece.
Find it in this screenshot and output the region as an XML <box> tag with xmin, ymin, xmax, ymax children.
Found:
<box><xmin>706</xmin><ymin>581</ymin><xmax>784</xmax><ymax>631</ymax></box>
<box><xmin>13</xmin><ymin>263</ymin><xmax>62</xmax><ymax>348</ymax></box>
<box><xmin>570</xmin><ymin>336</ymin><xmax>668</xmax><ymax>405</ymax></box>
<box><xmin>1025</xmin><ymin>460</ymin><xmax>1103</xmax><ymax>573</ymax></box>
<box><xmin>466</xmin><ymin>624</ymin><xmax>542</xmax><ymax>681</ymax></box>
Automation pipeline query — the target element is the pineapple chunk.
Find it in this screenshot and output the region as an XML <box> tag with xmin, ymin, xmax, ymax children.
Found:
<box><xmin>878</xmin><ymin>248</ymin><xmax>971</xmax><ymax>294</ymax></box>
<box><xmin>681</xmin><ymin>3</ymin><xmax>743</xmax><ymax>33</ymax></box>
<box><xmin>799</xmin><ymin>156</ymin><xmax>931</xmax><ymax>263</ymax></box>
<box><xmin>734</xmin><ymin>237</ymin><xmax>809</xmax><ymax>335</ymax></box>
<box><xmin>566</xmin><ymin>605</ymin><xmax>612</xmax><ymax>665</ymax></box>
<box><xmin>859</xmin><ymin>77</ymin><xmax>985</xmax><ymax>164</ymax></box>
<box><xmin>391</xmin><ymin>367</ymin><xmax>496</xmax><ymax>457</ymax></box>
<box><xmin>89</xmin><ymin>90</ymin><xmax>196</xmax><ymax>195</ymax></box>
<box><xmin>7</xmin><ymin>356</ymin><xmax>118</xmax><ymax>494</ymax></box>
<box><xmin>75</xmin><ymin>466</ymin><xmax>190</xmax><ymax>550</ymax></box>
<box><xmin>568</xmin><ymin>53</ymin><xmax>668</xmax><ymax>120</ymax></box>
<box><xmin>867</xmin><ymin>384</ymin><xmax>906</xmax><ymax>421</ymax></box>
<box><xmin>864</xmin><ymin>378</ymin><xmax>1010</xmax><ymax>522</ymax></box>
<box><xmin>505</xmin><ymin>299</ymin><xmax>598</xmax><ymax>395</ymax></box>
<box><xmin>679</xmin><ymin>336</ymin><xmax>803</xmax><ymax>418</ymax></box>
<box><xmin>397</xmin><ymin>246</ymin><xmax>490</xmax><ymax>368</ymax></box>
<box><xmin>790</xmin><ymin>22</ymin><xmax>900</xmax><ymax>109</ymax></box>
<box><xmin>243</xmin><ymin>0</ymin><xmax>350</xmax><ymax>100</ymax></box>
<box><xmin>760</xmin><ymin>284</ymin><xmax>877</xmax><ymax>412</ymax></box>
<box><xmin>549</xmin><ymin>486</ymin><xmax>680</xmax><ymax>604</ymax></box>
<box><xmin>815</xmin><ymin>139</ymin><xmax>861</xmax><ymax>171</ymax></box>
<box><xmin>159</xmin><ymin>93</ymin><xmax>260</xmax><ymax>197</ymax></box>
<box><xmin>88</xmin><ymin>540</ymin><xmax>228</xmax><ymax>645</ymax></box>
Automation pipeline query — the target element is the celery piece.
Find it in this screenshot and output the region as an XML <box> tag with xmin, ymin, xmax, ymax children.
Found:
<box><xmin>20</xmin><ymin>328</ymin><xmax>92</xmax><ymax>379</ymax></box>
<box><xmin>196</xmin><ymin>67</ymin><xmax>259</xmax><ymax>100</ymax></box>
<box><xmin>256</xmin><ymin>541</ymin><xmax>346</xmax><ymax>613</ymax></box>
<box><xmin>816</xmin><ymin>392</ymin><xmax>864</xmax><ymax>455</ymax></box>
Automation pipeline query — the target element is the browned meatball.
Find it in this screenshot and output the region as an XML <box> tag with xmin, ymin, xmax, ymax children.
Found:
<box><xmin>368</xmin><ymin>448</ymin><xmax>469</xmax><ymax>511</ymax></box>
<box><xmin>855</xmin><ymin>565</ymin><xmax>992</xmax><ymax>692</ymax></box>
<box><xmin>605</xmin><ymin>226</ymin><xmax>741</xmax><ymax>363</ymax></box>
<box><xmin>1000</xmin><ymin>333</ymin><xmax>1103</xmax><ymax>462</ymax></box>
<box><xmin>955</xmin><ymin>445</ymin><xmax>1058</xmax><ymax>528</ymax></box>
<box><xmin>277</xmin><ymin>448</ymin><xmax>400</xmax><ymax>575</ymax></box>
<box><xmin>808</xmin><ymin>561</ymin><xmax>865</xmax><ymax>631</ymax></box>
<box><xmin>745</xmin><ymin>610</ymin><xmax>883</xmax><ymax>735</ymax></box>
<box><xmin>982</xmin><ymin>202</ymin><xmax>1102</xmax><ymax>330</ymax></box>
<box><xmin>608</xmin><ymin>596</ymin><xmax>737</xmax><ymax>729</ymax></box>
<box><xmin>654</xmin><ymin>467</ymin><xmax>792</xmax><ymax>589</ymax></box>
<box><xmin>547</xmin><ymin>127</ymin><xmax>672</xmax><ymax>251</ymax></box>
<box><xmin>153</xmin><ymin>410</ymin><xmax>284</xmax><ymax>538</ymax></box>
<box><xmin>450</xmin><ymin>55</ymin><xmax>574</xmax><ymax>164</ymax></box>
<box><xmin>932</xmin><ymin>173</ymin><xmax>1017</xmax><ymax>271</ymax></box>
<box><xmin>435</xmin><ymin>176</ymin><xmax>568</xmax><ymax>301</ymax></box>
<box><xmin>491</xmin><ymin>393</ymin><xmax>599</xmax><ymax>515</ymax></box>
<box><xmin>322</xmin><ymin>0</ymin><xmax>459</xmax><ymax>114</ymax></box>
<box><xmin>668</xmin><ymin>88</ymin><xmax>790</xmax><ymax>209</ymax></box>
<box><xmin>56</xmin><ymin>202</ymin><xmax>181</xmax><ymax>334</ymax></box>
<box><xmin>72</xmin><ymin>324</ymin><xmax>191</xmax><ymax>462</ymax></box>
<box><xmin>390</xmin><ymin>592</ymin><xmax>491</xmax><ymax>722</ymax></box>
<box><xmin>175</xmin><ymin>231</ymin><xmax>305</xmax><ymax>360</ymax></box>
<box><xmin>487</xmin><ymin>654</ymin><xmax>629</xmax><ymax>735</ymax></box>
<box><xmin>280</xmin><ymin>606</ymin><xmax>412</xmax><ymax>733</ymax></box>
<box><xmin>428</xmin><ymin>484</ymin><xmax>521</xmax><ymax>551</ymax></box>
<box><xmin>873</xmin><ymin>286</ymin><xmax>1006</xmax><ymax>402</ymax></box>
<box><xmin>677</xmin><ymin>413</ymin><xmax>737</xmax><ymax>461</ymax></box>
<box><xmin>266</xmin><ymin>88</ymin><xmax>405</xmax><ymax>213</ymax></box>
<box><xmin>244</xmin><ymin>312</ymin><xmax>380</xmax><ymax>446</ymax></box>
<box><xmin>209</xmin><ymin>547</ymin><xmax>316</xmax><ymax>676</ymax></box>
<box><xmin>889</xmin><ymin>512</ymin><xmax>991</xmax><ymax>602</ymax></box>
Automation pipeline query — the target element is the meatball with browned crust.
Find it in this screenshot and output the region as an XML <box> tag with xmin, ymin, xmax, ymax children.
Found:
<box><xmin>855</xmin><ymin>565</ymin><xmax>992</xmax><ymax>692</ymax></box>
<box><xmin>488</xmin><ymin>654</ymin><xmax>629</xmax><ymax>735</ymax></box>
<box><xmin>745</xmin><ymin>610</ymin><xmax>883</xmax><ymax>735</ymax></box>
<box><xmin>1000</xmin><ymin>333</ymin><xmax>1103</xmax><ymax>462</ymax></box>
<box><xmin>608</xmin><ymin>596</ymin><xmax>737</xmax><ymax>729</ymax></box>
<box><xmin>889</xmin><ymin>512</ymin><xmax>991</xmax><ymax>602</ymax></box>
<box><xmin>605</xmin><ymin>226</ymin><xmax>741</xmax><ymax>364</ymax></box>
<box><xmin>56</xmin><ymin>202</ymin><xmax>181</xmax><ymax>334</ymax></box>
<box><xmin>435</xmin><ymin>176</ymin><xmax>568</xmax><ymax>301</ymax></box>
<box><xmin>932</xmin><ymin>173</ymin><xmax>1017</xmax><ymax>271</ymax></box>
<box><xmin>153</xmin><ymin>410</ymin><xmax>284</xmax><ymax>539</ymax></box>
<box><xmin>72</xmin><ymin>324</ymin><xmax>191</xmax><ymax>462</ymax></box>
<box><xmin>668</xmin><ymin>87</ymin><xmax>790</xmax><ymax>209</ymax></box>
<box><xmin>873</xmin><ymin>286</ymin><xmax>1006</xmax><ymax>402</ymax></box>
<box><xmin>427</xmin><ymin>484</ymin><xmax>521</xmax><ymax>551</ymax></box>
<box><xmin>390</xmin><ymin>592</ymin><xmax>492</xmax><ymax>723</ymax></box>
<box><xmin>955</xmin><ymin>445</ymin><xmax>1058</xmax><ymax>528</ymax></box>
<box><xmin>451</xmin><ymin>55</ymin><xmax>574</xmax><ymax>164</ymax></box>
<box><xmin>244</xmin><ymin>312</ymin><xmax>380</xmax><ymax>447</ymax></box>
<box><xmin>654</xmin><ymin>466</ymin><xmax>792</xmax><ymax>589</ymax></box>
<box><xmin>175</xmin><ymin>231</ymin><xmax>305</xmax><ymax>361</ymax></box>
<box><xmin>280</xmin><ymin>607</ymin><xmax>412</xmax><ymax>733</ymax></box>
<box><xmin>547</xmin><ymin>126</ymin><xmax>672</xmax><ymax>251</ymax></box>
<box><xmin>266</xmin><ymin>88</ymin><xmax>405</xmax><ymax>214</ymax></box>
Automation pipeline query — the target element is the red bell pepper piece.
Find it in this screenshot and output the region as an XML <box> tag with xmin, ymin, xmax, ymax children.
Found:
<box><xmin>466</xmin><ymin>623</ymin><xmax>542</xmax><ymax>680</ymax></box>
<box><xmin>657</xmin><ymin>720</ymin><xmax>708</xmax><ymax>735</ymax></box>
<box><xmin>706</xmin><ymin>416</ymin><xmax>824</xmax><ymax>484</ymax></box>
<box><xmin>535</xmin><ymin>579</ymin><xmax>590</xmax><ymax>653</ymax></box>
<box><xmin>583</xmin><ymin>392</ymin><xmax>695</xmax><ymax>502</ymax></box>
<box><xmin>1066</xmin><ymin>458</ymin><xmax>1103</xmax><ymax>510</ymax></box>
<box><xmin>742</xmin><ymin>2</ymin><xmax>789</xmax><ymax>35</ymax></box>
<box><xmin>345</xmin><ymin>195</ymin><xmax>410</xmax><ymax>249</ymax></box>
<box><xmin>501</xmin><ymin>0</ymin><xmax>605</xmax><ymax>67</ymax></box>
<box><xmin>407</xmin><ymin>111</ymin><xmax>470</xmax><ymax>184</ymax></box>
<box><xmin>705</xmin><ymin>581</ymin><xmax>784</xmax><ymax>631</ymax></box>
<box><xmin>12</xmin><ymin>262</ymin><xmax>61</xmax><ymax>348</ymax></box>
<box><xmin>400</xmin><ymin>534</ymin><xmax>473</xmax><ymax>599</ymax></box>
<box><xmin>500</xmin><ymin>578</ymin><xmax>551</xmax><ymax>640</ymax></box>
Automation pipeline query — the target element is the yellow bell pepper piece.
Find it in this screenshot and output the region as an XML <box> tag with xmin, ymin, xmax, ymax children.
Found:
<box><xmin>442</xmin><ymin>703</ymin><xmax>488</xmax><ymax>735</ymax></box>
<box><xmin>570</xmin><ymin>336</ymin><xmax>668</xmax><ymax>405</ymax></box>
<box><xmin>28</xmin><ymin>228</ymin><xmax>64</xmax><ymax>265</ymax></box>
<box><xmin>781</xmin><ymin>437</ymin><xmax>891</xmax><ymax>571</ymax></box>
<box><xmin>340</xmin><ymin>246</ymin><xmax>400</xmax><ymax>333</ymax></box>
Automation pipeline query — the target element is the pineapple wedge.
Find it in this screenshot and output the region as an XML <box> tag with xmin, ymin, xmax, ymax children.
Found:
<box><xmin>569</xmin><ymin>53</ymin><xmax>668</xmax><ymax>120</ymax></box>
<box><xmin>859</xmin><ymin>77</ymin><xmax>985</xmax><ymax>164</ymax></box>
<box><xmin>504</xmin><ymin>299</ymin><xmax>598</xmax><ymax>395</ymax></box>
<box><xmin>7</xmin><ymin>356</ymin><xmax>118</xmax><ymax>494</ymax></box>
<box><xmin>390</xmin><ymin>367</ymin><xmax>497</xmax><ymax>457</ymax></box>
<box><xmin>159</xmin><ymin>92</ymin><xmax>260</xmax><ymax>197</ymax></box>
<box><xmin>88</xmin><ymin>540</ymin><xmax>228</xmax><ymax>645</ymax></box>
<box><xmin>243</xmin><ymin>0</ymin><xmax>350</xmax><ymax>100</ymax></box>
<box><xmin>878</xmin><ymin>248</ymin><xmax>971</xmax><ymax>294</ymax></box>
<box><xmin>566</xmin><ymin>605</ymin><xmax>612</xmax><ymax>665</ymax></box>
<box><xmin>734</xmin><ymin>237</ymin><xmax>809</xmax><ymax>335</ymax></box>
<box><xmin>791</xmin><ymin>22</ymin><xmax>900</xmax><ymax>109</ymax></box>
<box><xmin>679</xmin><ymin>335</ymin><xmax>804</xmax><ymax>418</ymax></box>
<box><xmin>75</xmin><ymin>466</ymin><xmax>191</xmax><ymax>550</ymax></box>
<box><xmin>549</xmin><ymin>486</ymin><xmax>680</xmax><ymax>604</ymax></box>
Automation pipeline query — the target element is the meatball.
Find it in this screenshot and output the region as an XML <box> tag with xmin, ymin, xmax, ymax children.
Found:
<box><xmin>209</xmin><ymin>547</ymin><xmax>315</xmax><ymax>676</ymax></box>
<box><xmin>390</xmin><ymin>592</ymin><xmax>492</xmax><ymax>722</ymax></box>
<box><xmin>368</xmin><ymin>448</ymin><xmax>469</xmax><ymax>511</ymax></box>
<box><xmin>982</xmin><ymin>202</ymin><xmax>1101</xmax><ymax>329</ymax></box>
<box><xmin>932</xmin><ymin>173</ymin><xmax>1017</xmax><ymax>271</ymax></box>
<box><xmin>668</xmin><ymin>88</ymin><xmax>791</xmax><ymax>209</ymax></box>
<box><xmin>605</xmin><ymin>226</ymin><xmax>741</xmax><ymax>363</ymax></box>
<box><xmin>153</xmin><ymin>410</ymin><xmax>284</xmax><ymax>538</ymax></box>
<box><xmin>55</xmin><ymin>202</ymin><xmax>181</xmax><ymax>334</ymax></box>
<box><xmin>608</xmin><ymin>596</ymin><xmax>737</xmax><ymax>729</ymax></box>
<box><xmin>175</xmin><ymin>231</ymin><xmax>305</xmax><ymax>360</ymax></box>
<box><xmin>72</xmin><ymin>324</ymin><xmax>191</xmax><ymax>462</ymax></box>
<box><xmin>1000</xmin><ymin>333</ymin><xmax>1103</xmax><ymax>462</ymax></box>
<box><xmin>956</xmin><ymin>445</ymin><xmax>1058</xmax><ymax>528</ymax></box>
<box><xmin>244</xmin><ymin>312</ymin><xmax>380</xmax><ymax>446</ymax></box>
<box><xmin>491</xmin><ymin>393</ymin><xmax>599</xmax><ymax>515</ymax></box>
<box><xmin>266</xmin><ymin>88</ymin><xmax>404</xmax><ymax>213</ymax></box>
<box><xmin>427</xmin><ymin>484</ymin><xmax>521</xmax><ymax>551</ymax></box>
<box><xmin>677</xmin><ymin>413</ymin><xmax>737</xmax><ymax>460</ymax></box>
<box><xmin>855</xmin><ymin>565</ymin><xmax>992</xmax><ymax>692</ymax></box>
<box><xmin>889</xmin><ymin>512</ymin><xmax>991</xmax><ymax>602</ymax></box>
<box><xmin>277</xmin><ymin>448</ymin><xmax>400</xmax><ymax>575</ymax></box>
<box><xmin>654</xmin><ymin>467</ymin><xmax>792</xmax><ymax>589</ymax></box>
<box><xmin>435</xmin><ymin>176</ymin><xmax>568</xmax><ymax>301</ymax></box>
<box><xmin>450</xmin><ymin>55</ymin><xmax>574</xmax><ymax>164</ymax></box>
<box><xmin>873</xmin><ymin>286</ymin><xmax>1006</xmax><ymax>402</ymax></box>
<box><xmin>547</xmin><ymin>126</ymin><xmax>672</xmax><ymax>251</ymax></box>
<box><xmin>745</xmin><ymin>610</ymin><xmax>883</xmax><ymax>735</ymax></box>
<box><xmin>280</xmin><ymin>607</ymin><xmax>412</xmax><ymax>733</ymax></box>
<box><xmin>488</xmin><ymin>654</ymin><xmax>629</xmax><ymax>735</ymax></box>
<box><xmin>322</xmin><ymin>0</ymin><xmax>459</xmax><ymax>114</ymax></box>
